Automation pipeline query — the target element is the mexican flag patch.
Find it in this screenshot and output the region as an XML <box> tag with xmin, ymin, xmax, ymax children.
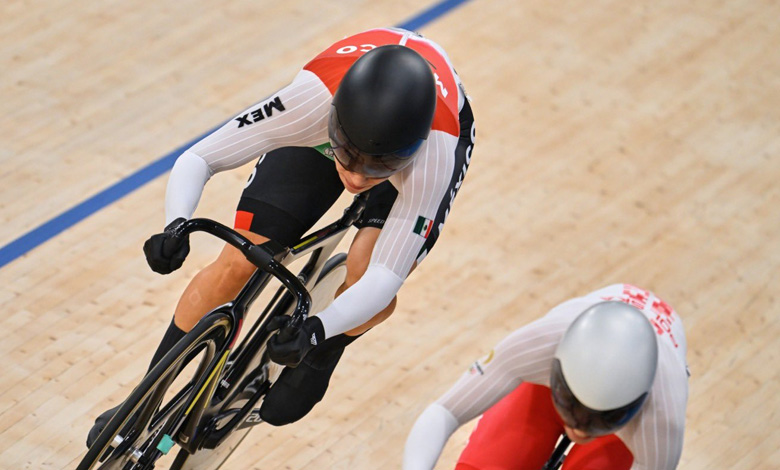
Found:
<box><xmin>413</xmin><ymin>216</ymin><xmax>434</xmax><ymax>238</ymax></box>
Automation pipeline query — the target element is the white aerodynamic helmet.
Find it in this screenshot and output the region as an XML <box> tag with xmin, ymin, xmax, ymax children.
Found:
<box><xmin>550</xmin><ymin>301</ymin><xmax>659</xmax><ymax>436</ymax></box>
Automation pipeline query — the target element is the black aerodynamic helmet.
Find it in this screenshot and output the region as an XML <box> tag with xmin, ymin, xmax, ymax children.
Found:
<box><xmin>329</xmin><ymin>45</ymin><xmax>437</xmax><ymax>178</ymax></box>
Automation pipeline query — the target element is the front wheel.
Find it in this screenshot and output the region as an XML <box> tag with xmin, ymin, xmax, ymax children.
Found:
<box><xmin>171</xmin><ymin>253</ymin><xmax>348</xmax><ymax>470</ymax></box>
<box><xmin>76</xmin><ymin>313</ymin><xmax>232</xmax><ymax>470</ymax></box>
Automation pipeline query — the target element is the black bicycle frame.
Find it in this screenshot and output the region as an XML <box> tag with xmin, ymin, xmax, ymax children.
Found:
<box><xmin>167</xmin><ymin>193</ymin><xmax>367</xmax><ymax>454</ymax></box>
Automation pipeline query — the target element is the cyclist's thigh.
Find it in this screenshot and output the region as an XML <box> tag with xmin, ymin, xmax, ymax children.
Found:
<box><xmin>235</xmin><ymin>147</ymin><xmax>344</xmax><ymax>247</ymax></box>
<box><xmin>562</xmin><ymin>435</ymin><xmax>633</xmax><ymax>470</ymax></box>
<box><xmin>354</xmin><ymin>180</ymin><xmax>398</xmax><ymax>231</ymax></box>
<box><xmin>344</xmin><ymin>227</ymin><xmax>381</xmax><ymax>285</ymax></box>
<box><xmin>456</xmin><ymin>383</ymin><xmax>563</xmax><ymax>470</ymax></box>
<box><xmin>344</xmin><ymin>180</ymin><xmax>398</xmax><ymax>286</ymax></box>
<box><xmin>210</xmin><ymin>229</ymin><xmax>271</xmax><ymax>277</ymax></box>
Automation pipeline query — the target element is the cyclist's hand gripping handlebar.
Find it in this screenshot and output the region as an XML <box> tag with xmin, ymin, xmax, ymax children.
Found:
<box><xmin>143</xmin><ymin>218</ymin><xmax>191</xmax><ymax>274</ymax></box>
<box><xmin>265</xmin><ymin>315</ymin><xmax>326</xmax><ymax>367</ymax></box>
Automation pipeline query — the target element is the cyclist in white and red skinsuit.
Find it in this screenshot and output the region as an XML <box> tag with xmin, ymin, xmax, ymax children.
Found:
<box><xmin>404</xmin><ymin>284</ymin><xmax>689</xmax><ymax>470</ymax></box>
<box><xmin>87</xmin><ymin>27</ymin><xmax>476</xmax><ymax>445</ymax></box>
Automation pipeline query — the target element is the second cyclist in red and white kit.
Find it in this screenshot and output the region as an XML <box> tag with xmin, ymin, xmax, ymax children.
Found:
<box><xmin>87</xmin><ymin>27</ymin><xmax>475</xmax><ymax>445</ymax></box>
<box><xmin>404</xmin><ymin>284</ymin><xmax>689</xmax><ymax>470</ymax></box>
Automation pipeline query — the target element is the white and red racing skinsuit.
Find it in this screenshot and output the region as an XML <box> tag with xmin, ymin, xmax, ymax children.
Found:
<box><xmin>163</xmin><ymin>28</ymin><xmax>472</xmax><ymax>339</ymax></box>
<box><xmin>404</xmin><ymin>284</ymin><xmax>689</xmax><ymax>470</ymax></box>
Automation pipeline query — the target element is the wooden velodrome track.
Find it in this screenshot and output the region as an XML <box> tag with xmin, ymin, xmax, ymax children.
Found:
<box><xmin>1</xmin><ymin>0</ymin><xmax>778</xmax><ymax>468</ymax></box>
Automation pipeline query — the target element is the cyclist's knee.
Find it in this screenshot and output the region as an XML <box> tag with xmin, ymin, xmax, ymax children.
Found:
<box><xmin>213</xmin><ymin>249</ymin><xmax>256</xmax><ymax>284</ymax></box>
<box><xmin>344</xmin><ymin>252</ymin><xmax>367</xmax><ymax>287</ymax></box>
<box><xmin>343</xmin><ymin>296</ymin><xmax>397</xmax><ymax>336</ymax></box>
<box><xmin>211</xmin><ymin>231</ymin><xmax>269</xmax><ymax>286</ymax></box>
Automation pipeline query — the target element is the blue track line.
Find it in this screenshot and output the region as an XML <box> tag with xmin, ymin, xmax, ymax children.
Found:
<box><xmin>0</xmin><ymin>135</ymin><xmax>216</xmax><ymax>268</ymax></box>
<box><xmin>0</xmin><ymin>0</ymin><xmax>473</xmax><ymax>269</ymax></box>
<box><xmin>397</xmin><ymin>0</ymin><xmax>471</xmax><ymax>31</ymax></box>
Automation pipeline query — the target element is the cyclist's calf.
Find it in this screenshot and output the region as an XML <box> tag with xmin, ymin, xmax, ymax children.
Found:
<box><xmin>174</xmin><ymin>230</ymin><xmax>270</xmax><ymax>331</ymax></box>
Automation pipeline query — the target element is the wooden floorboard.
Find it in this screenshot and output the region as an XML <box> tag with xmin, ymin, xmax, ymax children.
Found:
<box><xmin>1</xmin><ymin>0</ymin><xmax>779</xmax><ymax>468</ymax></box>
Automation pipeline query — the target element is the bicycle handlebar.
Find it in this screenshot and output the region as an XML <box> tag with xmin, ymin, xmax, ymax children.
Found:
<box><xmin>172</xmin><ymin>218</ymin><xmax>312</xmax><ymax>332</ymax></box>
<box><xmin>169</xmin><ymin>193</ymin><xmax>368</xmax><ymax>341</ymax></box>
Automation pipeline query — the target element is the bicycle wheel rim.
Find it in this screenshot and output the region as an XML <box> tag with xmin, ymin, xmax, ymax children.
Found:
<box><xmin>171</xmin><ymin>254</ymin><xmax>346</xmax><ymax>469</ymax></box>
<box><xmin>77</xmin><ymin>314</ymin><xmax>232</xmax><ymax>470</ymax></box>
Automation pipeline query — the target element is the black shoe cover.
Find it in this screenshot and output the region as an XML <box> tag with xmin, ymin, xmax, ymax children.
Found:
<box><xmin>86</xmin><ymin>404</ymin><xmax>122</xmax><ymax>448</ymax></box>
<box><xmin>259</xmin><ymin>346</ymin><xmax>344</xmax><ymax>426</ymax></box>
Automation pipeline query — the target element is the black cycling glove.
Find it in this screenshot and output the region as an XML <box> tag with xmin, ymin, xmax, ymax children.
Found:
<box><xmin>143</xmin><ymin>217</ymin><xmax>190</xmax><ymax>274</ymax></box>
<box><xmin>266</xmin><ymin>316</ymin><xmax>326</xmax><ymax>368</ymax></box>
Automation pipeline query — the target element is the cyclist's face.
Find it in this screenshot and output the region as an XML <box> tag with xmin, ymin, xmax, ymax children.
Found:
<box><xmin>563</xmin><ymin>425</ymin><xmax>595</xmax><ymax>445</ymax></box>
<box><xmin>335</xmin><ymin>158</ymin><xmax>388</xmax><ymax>193</ymax></box>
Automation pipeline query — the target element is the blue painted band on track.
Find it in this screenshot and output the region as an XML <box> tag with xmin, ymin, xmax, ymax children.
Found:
<box><xmin>0</xmin><ymin>0</ymin><xmax>472</xmax><ymax>269</ymax></box>
<box><xmin>0</xmin><ymin>136</ymin><xmax>215</xmax><ymax>268</ymax></box>
<box><xmin>397</xmin><ymin>0</ymin><xmax>471</xmax><ymax>31</ymax></box>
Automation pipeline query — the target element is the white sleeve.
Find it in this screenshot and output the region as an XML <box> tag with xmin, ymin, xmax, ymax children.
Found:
<box><xmin>164</xmin><ymin>69</ymin><xmax>331</xmax><ymax>223</ymax></box>
<box><xmin>165</xmin><ymin>150</ymin><xmax>211</xmax><ymax>225</ymax></box>
<box><xmin>403</xmin><ymin>403</ymin><xmax>459</xmax><ymax>470</ymax></box>
<box><xmin>621</xmin><ymin>347</ymin><xmax>689</xmax><ymax>470</ymax></box>
<box><xmin>371</xmin><ymin>130</ymin><xmax>457</xmax><ymax>277</ymax></box>
<box><xmin>316</xmin><ymin>265</ymin><xmax>403</xmax><ymax>338</ymax></box>
<box><xmin>437</xmin><ymin>309</ymin><xmax>580</xmax><ymax>424</ymax></box>
<box><xmin>316</xmin><ymin>131</ymin><xmax>457</xmax><ymax>338</ymax></box>
<box><xmin>399</xmin><ymin>312</ymin><xmax>574</xmax><ymax>470</ymax></box>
